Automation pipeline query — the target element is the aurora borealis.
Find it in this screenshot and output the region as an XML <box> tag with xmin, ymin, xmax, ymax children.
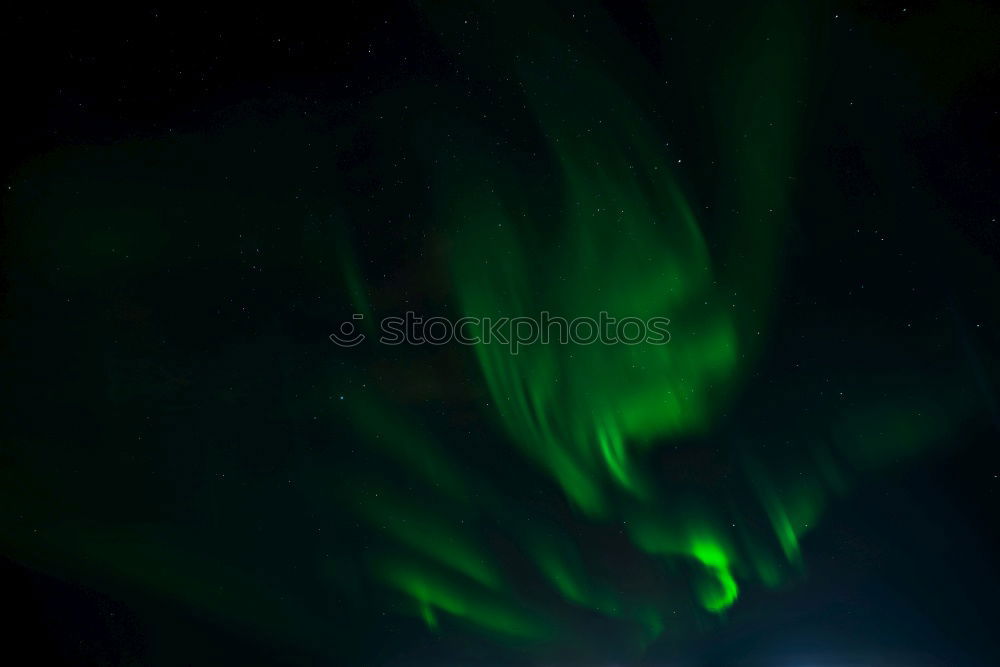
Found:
<box><xmin>3</xmin><ymin>2</ymin><xmax>1000</xmax><ymax>665</ymax></box>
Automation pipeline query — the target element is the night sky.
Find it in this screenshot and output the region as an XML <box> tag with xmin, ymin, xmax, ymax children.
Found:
<box><xmin>2</xmin><ymin>3</ymin><xmax>999</xmax><ymax>665</ymax></box>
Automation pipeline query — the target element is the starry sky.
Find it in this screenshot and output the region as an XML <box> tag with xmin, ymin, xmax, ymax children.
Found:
<box><xmin>2</xmin><ymin>2</ymin><xmax>999</xmax><ymax>665</ymax></box>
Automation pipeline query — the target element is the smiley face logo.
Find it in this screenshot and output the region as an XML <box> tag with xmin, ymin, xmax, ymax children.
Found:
<box><xmin>329</xmin><ymin>314</ymin><xmax>366</xmax><ymax>347</ymax></box>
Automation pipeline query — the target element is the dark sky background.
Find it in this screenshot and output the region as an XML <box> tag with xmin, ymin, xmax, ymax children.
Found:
<box><xmin>2</xmin><ymin>2</ymin><xmax>999</xmax><ymax>665</ymax></box>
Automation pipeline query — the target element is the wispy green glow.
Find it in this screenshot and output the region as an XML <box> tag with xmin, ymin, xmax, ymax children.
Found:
<box><xmin>447</xmin><ymin>91</ymin><xmax>739</xmax><ymax>517</ymax></box>
<box><xmin>0</xmin><ymin>1</ymin><xmax>987</xmax><ymax>663</ymax></box>
<box><xmin>690</xmin><ymin>540</ymin><xmax>739</xmax><ymax>613</ymax></box>
<box><xmin>627</xmin><ymin>512</ymin><xmax>741</xmax><ymax>612</ymax></box>
<box><xmin>356</xmin><ymin>488</ymin><xmax>500</xmax><ymax>590</ymax></box>
<box><xmin>369</xmin><ymin>0</ymin><xmax>803</xmax><ymax>632</ymax></box>
<box><xmin>376</xmin><ymin>558</ymin><xmax>543</xmax><ymax>639</ymax></box>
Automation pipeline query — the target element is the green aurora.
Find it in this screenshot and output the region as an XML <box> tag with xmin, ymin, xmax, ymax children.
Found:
<box><xmin>328</xmin><ymin>1</ymin><xmax>984</xmax><ymax>656</ymax></box>
<box><xmin>2</xmin><ymin>1</ymin><xmax>998</xmax><ymax>664</ymax></box>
